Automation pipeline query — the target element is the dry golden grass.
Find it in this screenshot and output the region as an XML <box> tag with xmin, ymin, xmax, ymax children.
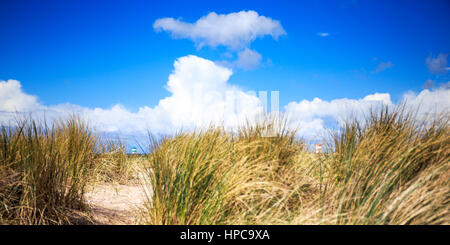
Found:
<box><xmin>0</xmin><ymin>117</ymin><xmax>98</xmax><ymax>224</ymax></box>
<box><xmin>140</xmin><ymin>107</ymin><xmax>449</xmax><ymax>225</ymax></box>
<box><xmin>1</xmin><ymin>106</ymin><xmax>448</xmax><ymax>225</ymax></box>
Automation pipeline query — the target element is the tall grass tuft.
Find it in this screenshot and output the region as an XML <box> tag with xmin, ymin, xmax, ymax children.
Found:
<box><xmin>3</xmin><ymin>106</ymin><xmax>447</xmax><ymax>225</ymax></box>
<box><xmin>141</xmin><ymin>117</ymin><xmax>317</xmax><ymax>225</ymax></box>
<box><xmin>140</xmin><ymin>108</ymin><xmax>449</xmax><ymax>225</ymax></box>
<box><xmin>0</xmin><ymin>116</ymin><xmax>98</xmax><ymax>224</ymax></box>
<box><xmin>141</xmin><ymin>130</ymin><xmax>234</xmax><ymax>224</ymax></box>
<box><xmin>324</xmin><ymin>106</ymin><xmax>449</xmax><ymax>224</ymax></box>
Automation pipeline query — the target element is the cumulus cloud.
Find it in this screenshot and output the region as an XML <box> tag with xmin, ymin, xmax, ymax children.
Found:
<box><xmin>145</xmin><ymin>55</ymin><xmax>262</xmax><ymax>131</ymax></box>
<box><xmin>0</xmin><ymin>56</ymin><xmax>262</xmax><ymax>135</ymax></box>
<box><xmin>426</xmin><ymin>53</ymin><xmax>448</xmax><ymax>74</ymax></box>
<box><xmin>401</xmin><ymin>82</ymin><xmax>450</xmax><ymax>116</ymax></box>
<box><xmin>1</xmin><ymin>57</ymin><xmax>449</xmax><ymax>140</ymax></box>
<box><xmin>154</xmin><ymin>10</ymin><xmax>286</xmax><ymax>50</ymax></box>
<box><xmin>0</xmin><ymin>79</ymin><xmax>41</xmax><ymax>112</ymax></box>
<box><xmin>154</xmin><ymin>10</ymin><xmax>285</xmax><ymax>70</ymax></box>
<box><xmin>285</xmin><ymin>85</ymin><xmax>450</xmax><ymax>138</ymax></box>
<box><xmin>284</xmin><ymin>93</ymin><xmax>393</xmax><ymax>137</ymax></box>
<box><xmin>67</xmin><ymin>55</ymin><xmax>262</xmax><ymax>134</ymax></box>
<box><xmin>373</xmin><ymin>61</ymin><xmax>394</xmax><ymax>73</ymax></box>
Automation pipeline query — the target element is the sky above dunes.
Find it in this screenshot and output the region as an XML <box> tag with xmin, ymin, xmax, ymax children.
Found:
<box><xmin>1</xmin><ymin>0</ymin><xmax>449</xmax><ymax>140</ymax></box>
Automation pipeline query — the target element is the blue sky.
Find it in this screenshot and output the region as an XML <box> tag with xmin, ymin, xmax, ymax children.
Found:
<box><xmin>1</xmin><ymin>0</ymin><xmax>449</xmax><ymax>140</ymax></box>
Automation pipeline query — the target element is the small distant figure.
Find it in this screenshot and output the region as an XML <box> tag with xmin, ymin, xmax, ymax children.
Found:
<box><xmin>315</xmin><ymin>143</ymin><xmax>322</xmax><ymax>154</ymax></box>
<box><xmin>131</xmin><ymin>147</ymin><xmax>137</xmax><ymax>154</ymax></box>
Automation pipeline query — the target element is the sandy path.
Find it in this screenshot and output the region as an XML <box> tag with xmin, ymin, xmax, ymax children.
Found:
<box><xmin>85</xmin><ymin>183</ymin><xmax>148</xmax><ymax>225</ymax></box>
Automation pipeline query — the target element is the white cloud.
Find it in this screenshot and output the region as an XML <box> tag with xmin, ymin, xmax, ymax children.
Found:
<box><xmin>73</xmin><ymin>55</ymin><xmax>263</xmax><ymax>134</ymax></box>
<box><xmin>401</xmin><ymin>83</ymin><xmax>450</xmax><ymax>116</ymax></box>
<box><xmin>0</xmin><ymin>56</ymin><xmax>262</xmax><ymax>135</ymax></box>
<box><xmin>145</xmin><ymin>55</ymin><xmax>262</xmax><ymax>131</ymax></box>
<box><xmin>154</xmin><ymin>10</ymin><xmax>286</xmax><ymax>50</ymax></box>
<box><xmin>1</xmin><ymin>57</ymin><xmax>449</xmax><ymax>139</ymax></box>
<box><xmin>154</xmin><ymin>10</ymin><xmax>285</xmax><ymax>70</ymax></box>
<box><xmin>284</xmin><ymin>93</ymin><xmax>393</xmax><ymax>137</ymax></box>
<box><xmin>317</xmin><ymin>32</ymin><xmax>329</xmax><ymax>37</ymax></box>
<box><xmin>285</xmin><ymin>85</ymin><xmax>450</xmax><ymax>138</ymax></box>
<box><xmin>374</xmin><ymin>61</ymin><xmax>394</xmax><ymax>73</ymax></box>
<box><xmin>0</xmin><ymin>79</ymin><xmax>41</xmax><ymax>113</ymax></box>
<box><xmin>426</xmin><ymin>53</ymin><xmax>448</xmax><ymax>74</ymax></box>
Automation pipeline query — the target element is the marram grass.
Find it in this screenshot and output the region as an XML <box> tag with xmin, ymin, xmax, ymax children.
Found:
<box><xmin>1</xmin><ymin>106</ymin><xmax>449</xmax><ymax>225</ymax></box>
<box><xmin>0</xmin><ymin>117</ymin><xmax>98</xmax><ymax>224</ymax></box>
<box><xmin>140</xmin><ymin>107</ymin><xmax>449</xmax><ymax>225</ymax></box>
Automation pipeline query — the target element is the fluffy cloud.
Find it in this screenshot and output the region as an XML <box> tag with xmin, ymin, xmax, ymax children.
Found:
<box><xmin>285</xmin><ymin>85</ymin><xmax>450</xmax><ymax>138</ymax></box>
<box><xmin>1</xmin><ymin>57</ymin><xmax>449</xmax><ymax>139</ymax></box>
<box><xmin>0</xmin><ymin>79</ymin><xmax>41</xmax><ymax>112</ymax></box>
<box><xmin>0</xmin><ymin>56</ymin><xmax>262</xmax><ymax>135</ymax></box>
<box><xmin>67</xmin><ymin>55</ymin><xmax>263</xmax><ymax>134</ymax></box>
<box><xmin>284</xmin><ymin>93</ymin><xmax>393</xmax><ymax>137</ymax></box>
<box><xmin>374</xmin><ymin>61</ymin><xmax>394</xmax><ymax>73</ymax></box>
<box><xmin>154</xmin><ymin>10</ymin><xmax>286</xmax><ymax>50</ymax></box>
<box><xmin>401</xmin><ymin>83</ymin><xmax>450</xmax><ymax>116</ymax></box>
<box><xmin>154</xmin><ymin>10</ymin><xmax>285</xmax><ymax>70</ymax></box>
<box><xmin>426</xmin><ymin>53</ymin><xmax>448</xmax><ymax>74</ymax></box>
<box><xmin>142</xmin><ymin>55</ymin><xmax>261</xmax><ymax>131</ymax></box>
